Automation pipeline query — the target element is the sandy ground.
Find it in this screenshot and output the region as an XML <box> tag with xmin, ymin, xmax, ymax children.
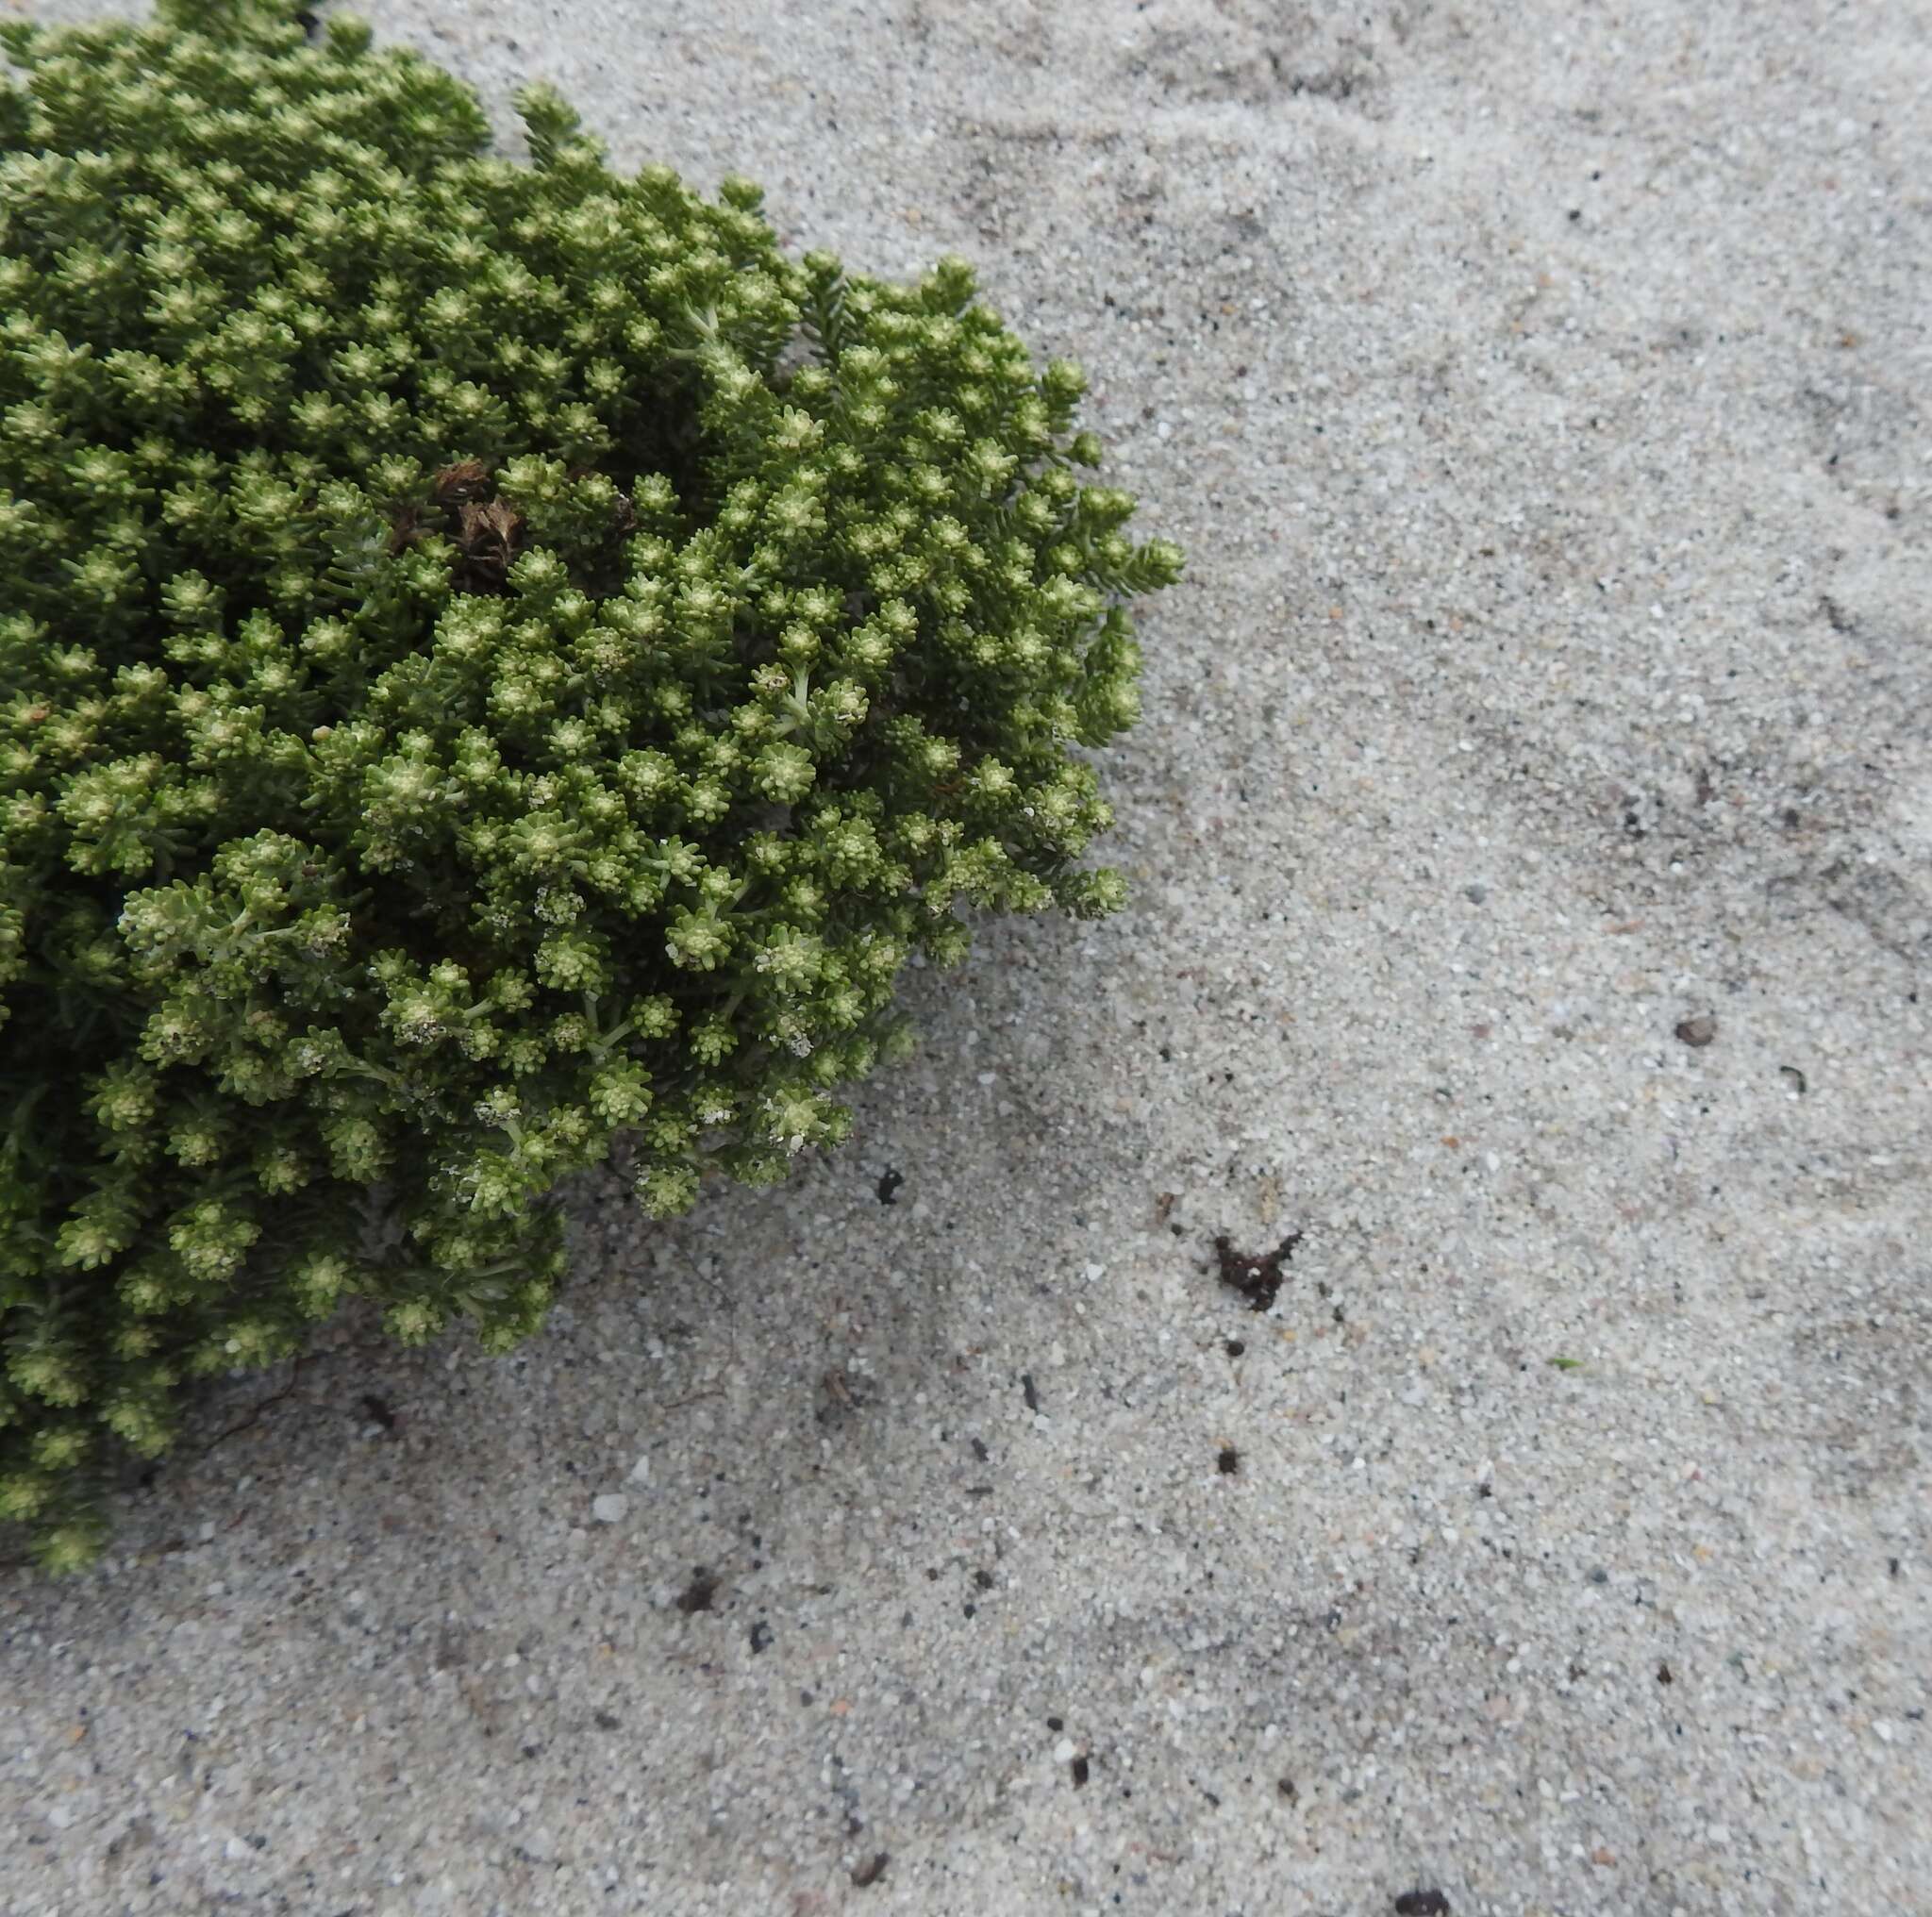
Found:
<box><xmin>5</xmin><ymin>1</ymin><xmax>1930</xmax><ymax>1912</ymax></box>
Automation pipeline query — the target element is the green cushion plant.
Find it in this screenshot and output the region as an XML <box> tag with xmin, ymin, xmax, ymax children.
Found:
<box><xmin>0</xmin><ymin>0</ymin><xmax>1182</xmax><ymax>1571</ymax></box>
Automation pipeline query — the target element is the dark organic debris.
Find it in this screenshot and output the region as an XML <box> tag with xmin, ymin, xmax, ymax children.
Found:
<box><xmin>676</xmin><ymin>1567</ymin><xmax>719</xmax><ymax>1614</ymax></box>
<box><xmin>432</xmin><ymin>458</ymin><xmax>491</xmax><ymax>505</ymax></box>
<box><xmin>398</xmin><ymin>458</ymin><xmax>642</xmax><ymax>600</ymax></box>
<box><xmin>818</xmin><ymin>1370</ymin><xmax>863</xmax><ymax>1422</ymax></box>
<box><xmin>1674</xmin><ymin>1013</ymin><xmax>1717</xmax><ymax>1048</ymax></box>
<box><xmin>875</xmin><ymin>1165</ymin><xmax>904</xmax><ymax>1205</ymax></box>
<box><xmin>1021</xmin><ymin>1372</ymin><xmax>1041</xmax><ymax>1412</ymax></box>
<box><xmin>455</xmin><ymin>498</ymin><xmax>524</xmax><ymax>590</ymax></box>
<box><xmin>1217</xmin><ymin>1445</ymin><xmax>1241</xmax><ymax>1475</ymax></box>
<box><xmin>1071</xmin><ymin>1754</ymin><xmax>1090</xmax><ymax>1788</ymax></box>
<box><xmin>851</xmin><ymin>1852</ymin><xmax>889</xmax><ymax>1889</ymax></box>
<box><xmin>1212</xmin><ymin>1231</ymin><xmax>1302</xmax><ymax>1311</ymax></box>
<box><xmin>1657</xmin><ymin>1659</ymin><xmax>1674</xmax><ymax>1685</ymax></box>
<box><xmin>1394</xmin><ymin>1894</ymin><xmax>1450</xmax><ymax>1917</ymax></box>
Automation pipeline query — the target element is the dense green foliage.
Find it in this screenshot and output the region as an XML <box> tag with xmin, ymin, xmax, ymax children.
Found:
<box><xmin>0</xmin><ymin>0</ymin><xmax>1181</xmax><ymax>1570</ymax></box>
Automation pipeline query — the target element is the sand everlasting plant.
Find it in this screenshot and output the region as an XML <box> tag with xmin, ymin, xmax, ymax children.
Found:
<box><xmin>0</xmin><ymin>0</ymin><xmax>1182</xmax><ymax>1569</ymax></box>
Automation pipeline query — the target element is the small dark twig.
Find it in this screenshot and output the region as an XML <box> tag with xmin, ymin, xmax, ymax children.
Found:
<box><xmin>657</xmin><ymin>1388</ymin><xmax>723</xmax><ymax>1415</ymax></box>
<box><xmin>194</xmin><ymin>1333</ymin><xmax>398</xmax><ymax>1459</ymax></box>
<box><xmin>198</xmin><ymin>1353</ymin><xmax>317</xmax><ymax>1456</ymax></box>
<box><xmin>673</xmin><ymin>1239</ymin><xmax>733</xmax><ymax>1310</ymax></box>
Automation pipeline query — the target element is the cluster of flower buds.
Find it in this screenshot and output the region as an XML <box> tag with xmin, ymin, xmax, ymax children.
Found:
<box><xmin>0</xmin><ymin>0</ymin><xmax>1181</xmax><ymax>1568</ymax></box>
